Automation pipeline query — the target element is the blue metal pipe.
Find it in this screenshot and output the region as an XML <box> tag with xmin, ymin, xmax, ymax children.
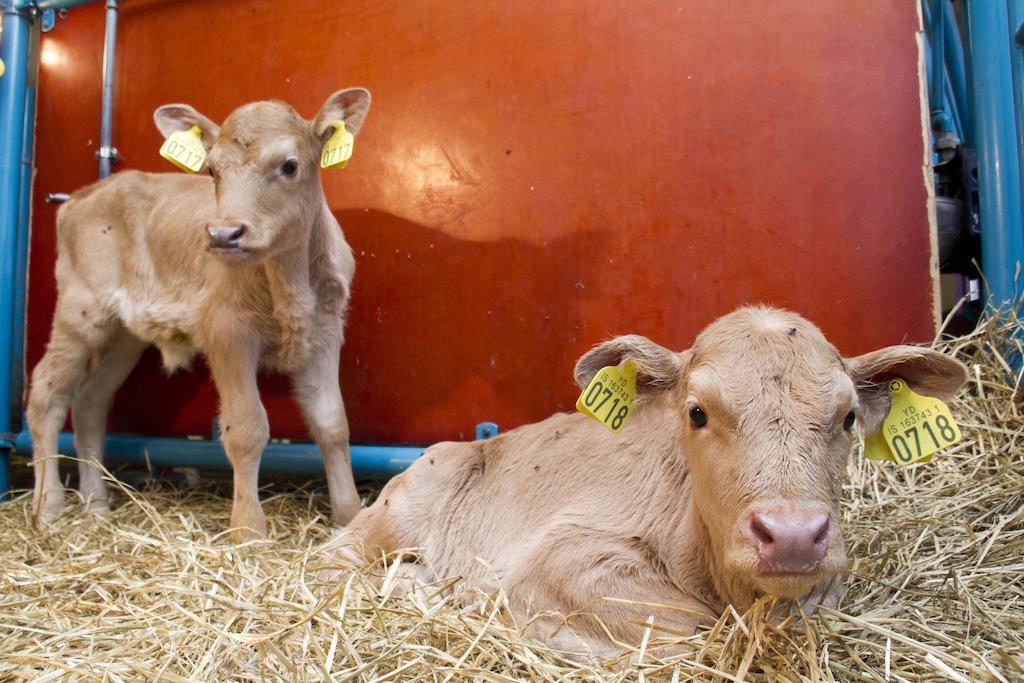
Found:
<box><xmin>944</xmin><ymin>74</ymin><xmax>964</xmax><ymax>140</ymax></box>
<box><xmin>929</xmin><ymin>0</ymin><xmax>947</xmax><ymax>128</ymax></box>
<box><xmin>943</xmin><ymin>0</ymin><xmax>970</xmax><ymax>138</ymax></box>
<box><xmin>1008</xmin><ymin>0</ymin><xmax>1024</xmax><ymax>185</ymax></box>
<box><xmin>964</xmin><ymin>0</ymin><xmax>1024</xmax><ymax>307</ymax></box>
<box><xmin>11</xmin><ymin>85</ymin><xmax>35</xmax><ymax>438</ymax></box>
<box><xmin>31</xmin><ymin>0</ymin><xmax>98</xmax><ymax>10</ymax></box>
<box><xmin>923</xmin><ymin>1</ymin><xmax>964</xmax><ymax>142</ymax></box>
<box><xmin>923</xmin><ymin>1</ymin><xmax>966</xmax><ymax>141</ymax></box>
<box><xmin>97</xmin><ymin>0</ymin><xmax>117</xmax><ymax>177</ymax></box>
<box><xmin>12</xmin><ymin>429</ymin><xmax>425</xmax><ymax>480</ymax></box>
<box><xmin>922</xmin><ymin>3</ymin><xmax>939</xmax><ymax>161</ymax></box>
<box><xmin>0</xmin><ymin>2</ymin><xmax>35</xmax><ymax>499</ymax></box>
<box><xmin>11</xmin><ymin>21</ymin><xmax>39</xmax><ymax>449</ymax></box>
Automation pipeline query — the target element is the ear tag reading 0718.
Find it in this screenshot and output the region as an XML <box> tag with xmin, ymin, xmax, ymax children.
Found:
<box><xmin>863</xmin><ymin>378</ymin><xmax>962</xmax><ymax>465</ymax></box>
<box><xmin>159</xmin><ymin>125</ymin><xmax>206</xmax><ymax>173</ymax></box>
<box><xmin>576</xmin><ymin>362</ymin><xmax>638</xmax><ymax>433</ymax></box>
<box><xmin>320</xmin><ymin>120</ymin><xmax>354</xmax><ymax>169</ymax></box>
<box><xmin>863</xmin><ymin>430</ymin><xmax>900</xmax><ymax>462</ymax></box>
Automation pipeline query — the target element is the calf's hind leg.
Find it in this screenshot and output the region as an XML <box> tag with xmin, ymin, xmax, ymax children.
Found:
<box><xmin>27</xmin><ymin>318</ymin><xmax>111</xmax><ymax>524</ymax></box>
<box><xmin>71</xmin><ymin>327</ymin><xmax>147</xmax><ymax>512</ymax></box>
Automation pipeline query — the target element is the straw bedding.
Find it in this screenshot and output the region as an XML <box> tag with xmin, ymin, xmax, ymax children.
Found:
<box><xmin>1</xmin><ymin>308</ymin><xmax>1021</xmax><ymax>681</ymax></box>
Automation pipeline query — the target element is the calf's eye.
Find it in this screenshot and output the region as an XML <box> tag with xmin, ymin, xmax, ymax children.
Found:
<box><xmin>843</xmin><ymin>411</ymin><xmax>856</xmax><ymax>430</ymax></box>
<box><xmin>689</xmin><ymin>406</ymin><xmax>708</xmax><ymax>428</ymax></box>
<box><xmin>281</xmin><ymin>159</ymin><xmax>298</xmax><ymax>176</ymax></box>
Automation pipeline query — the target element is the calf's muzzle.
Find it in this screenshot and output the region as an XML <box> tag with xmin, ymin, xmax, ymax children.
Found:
<box><xmin>748</xmin><ymin>509</ymin><xmax>831</xmax><ymax>573</ymax></box>
<box><xmin>207</xmin><ymin>223</ymin><xmax>247</xmax><ymax>251</ymax></box>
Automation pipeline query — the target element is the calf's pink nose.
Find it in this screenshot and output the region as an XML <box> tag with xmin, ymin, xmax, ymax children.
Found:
<box><xmin>750</xmin><ymin>511</ymin><xmax>830</xmax><ymax>572</ymax></box>
<box><xmin>207</xmin><ymin>224</ymin><xmax>246</xmax><ymax>249</ymax></box>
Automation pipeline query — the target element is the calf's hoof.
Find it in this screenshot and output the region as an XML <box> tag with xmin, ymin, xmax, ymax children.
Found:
<box><xmin>84</xmin><ymin>499</ymin><xmax>112</xmax><ymax>515</ymax></box>
<box><xmin>230</xmin><ymin>520</ymin><xmax>268</xmax><ymax>544</ymax></box>
<box><xmin>231</xmin><ymin>526</ymin><xmax>267</xmax><ymax>544</ymax></box>
<box><xmin>229</xmin><ymin>504</ymin><xmax>268</xmax><ymax>544</ymax></box>
<box><xmin>32</xmin><ymin>491</ymin><xmax>66</xmax><ymax>526</ymax></box>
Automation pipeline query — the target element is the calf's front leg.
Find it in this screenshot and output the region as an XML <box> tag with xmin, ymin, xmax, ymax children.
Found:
<box><xmin>207</xmin><ymin>339</ymin><xmax>270</xmax><ymax>542</ymax></box>
<box><xmin>292</xmin><ymin>348</ymin><xmax>361</xmax><ymax>526</ymax></box>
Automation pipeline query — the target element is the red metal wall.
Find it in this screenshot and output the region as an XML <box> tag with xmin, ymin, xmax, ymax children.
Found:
<box><xmin>27</xmin><ymin>1</ymin><xmax>936</xmax><ymax>444</ymax></box>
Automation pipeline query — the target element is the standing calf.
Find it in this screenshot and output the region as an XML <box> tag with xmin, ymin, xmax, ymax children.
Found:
<box><xmin>28</xmin><ymin>90</ymin><xmax>371</xmax><ymax>540</ymax></box>
<box><xmin>334</xmin><ymin>307</ymin><xmax>967</xmax><ymax>655</ymax></box>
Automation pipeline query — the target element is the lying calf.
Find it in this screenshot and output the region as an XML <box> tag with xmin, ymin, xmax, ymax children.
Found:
<box><xmin>334</xmin><ymin>306</ymin><xmax>967</xmax><ymax>655</ymax></box>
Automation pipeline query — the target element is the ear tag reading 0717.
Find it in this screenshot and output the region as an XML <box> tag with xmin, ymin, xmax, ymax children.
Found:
<box><xmin>159</xmin><ymin>125</ymin><xmax>206</xmax><ymax>173</ymax></box>
<box><xmin>576</xmin><ymin>362</ymin><xmax>638</xmax><ymax>433</ymax></box>
<box><xmin>863</xmin><ymin>378</ymin><xmax>962</xmax><ymax>465</ymax></box>
<box><xmin>320</xmin><ymin>120</ymin><xmax>354</xmax><ymax>169</ymax></box>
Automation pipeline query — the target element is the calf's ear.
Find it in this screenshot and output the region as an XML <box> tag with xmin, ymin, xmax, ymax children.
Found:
<box><xmin>313</xmin><ymin>88</ymin><xmax>372</xmax><ymax>142</ymax></box>
<box><xmin>847</xmin><ymin>345</ymin><xmax>967</xmax><ymax>434</ymax></box>
<box><xmin>153</xmin><ymin>104</ymin><xmax>220</xmax><ymax>149</ymax></box>
<box><xmin>574</xmin><ymin>335</ymin><xmax>684</xmax><ymax>394</ymax></box>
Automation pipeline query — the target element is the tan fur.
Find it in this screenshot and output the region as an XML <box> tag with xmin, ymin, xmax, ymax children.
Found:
<box><xmin>27</xmin><ymin>90</ymin><xmax>371</xmax><ymax>540</ymax></box>
<box><xmin>336</xmin><ymin>307</ymin><xmax>967</xmax><ymax>656</ymax></box>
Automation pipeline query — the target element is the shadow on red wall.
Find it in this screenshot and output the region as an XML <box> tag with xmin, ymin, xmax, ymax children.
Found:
<box><xmin>112</xmin><ymin>210</ymin><xmax>611</xmax><ymax>443</ymax></box>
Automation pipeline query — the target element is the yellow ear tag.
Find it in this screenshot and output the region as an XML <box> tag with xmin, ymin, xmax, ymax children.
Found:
<box><xmin>159</xmin><ymin>125</ymin><xmax>206</xmax><ymax>173</ymax></box>
<box><xmin>863</xmin><ymin>430</ymin><xmax>897</xmax><ymax>461</ymax></box>
<box><xmin>870</xmin><ymin>378</ymin><xmax>961</xmax><ymax>466</ymax></box>
<box><xmin>320</xmin><ymin>120</ymin><xmax>354</xmax><ymax>169</ymax></box>
<box><xmin>576</xmin><ymin>362</ymin><xmax>638</xmax><ymax>433</ymax></box>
